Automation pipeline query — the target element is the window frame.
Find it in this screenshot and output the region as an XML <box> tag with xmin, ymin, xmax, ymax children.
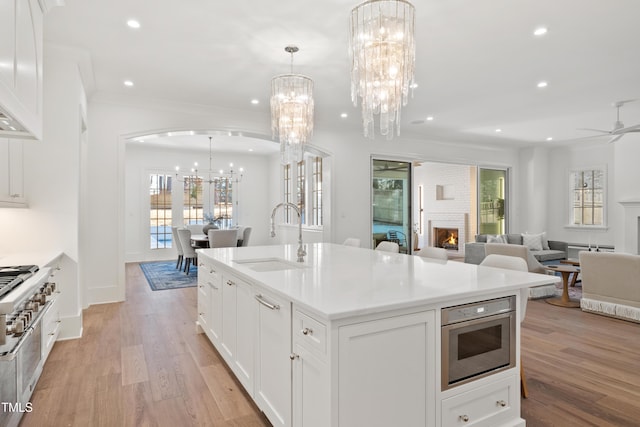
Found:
<box><xmin>280</xmin><ymin>152</ymin><xmax>325</xmax><ymax>228</ymax></box>
<box><xmin>566</xmin><ymin>166</ymin><xmax>608</xmax><ymax>230</ymax></box>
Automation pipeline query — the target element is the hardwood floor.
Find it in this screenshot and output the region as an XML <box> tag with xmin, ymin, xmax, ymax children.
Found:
<box><xmin>20</xmin><ymin>263</ymin><xmax>271</xmax><ymax>427</ymax></box>
<box><xmin>521</xmin><ymin>298</ymin><xmax>640</xmax><ymax>427</ymax></box>
<box><xmin>20</xmin><ymin>263</ymin><xmax>639</xmax><ymax>426</ymax></box>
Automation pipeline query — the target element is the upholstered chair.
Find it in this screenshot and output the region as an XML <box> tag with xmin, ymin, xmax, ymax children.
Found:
<box><xmin>415</xmin><ymin>246</ymin><xmax>448</xmax><ymax>261</ymax></box>
<box><xmin>241</xmin><ymin>227</ymin><xmax>252</xmax><ymax>247</ymax></box>
<box><xmin>484</xmin><ymin>243</ymin><xmax>546</xmax><ymax>274</ymax></box>
<box><xmin>177</xmin><ymin>228</ymin><xmax>197</xmax><ymax>274</ymax></box>
<box><xmin>171</xmin><ymin>226</ymin><xmax>184</xmax><ymax>270</ymax></box>
<box><xmin>375</xmin><ymin>241</ymin><xmax>400</xmax><ymax>253</ymax></box>
<box><xmin>208</xmin><ymin>229</ymin><xmax>238</xmax><ymax>248</ymax></box>
<box><xmin>479</xmin><ymin>253</ymin><xmax>530</xmax><ymax>398</ymax></box>
<box><xmin>342</xmin><ymin>238</ymin><xmax>361</xmax><ymax>247</ymax></box>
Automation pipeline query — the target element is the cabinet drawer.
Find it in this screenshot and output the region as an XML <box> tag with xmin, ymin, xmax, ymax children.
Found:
<box><xmin>441</xmin><ymin>375</ymin><xmax>517</xmax><ymax>427</ymax></box>
<box><xmin>294</xmin><ymin>311</ymin><xmax>326</xmax><ymax>355</ymax></box>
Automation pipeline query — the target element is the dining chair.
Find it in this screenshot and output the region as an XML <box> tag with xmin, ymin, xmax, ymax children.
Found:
<box><xmin>375</xmin><ymin>241</ymin><xmax>399</xmax><ymax>253</ymax></box>
<box><xmin>480</xmin><ymin>253</ymin><xmax>530</xmax><ymax>398</ymax></box>
<box><xmin>415</xmin><ymin>246</ymin><xmax>448</xmax><ymax>261</ymax></box>
<box><xmin>241</xmin><ymin>227</ymin><xmax>252</xmax><ymax>246</ymax></box>
<box><xmin>177</xmin><ymin>228</ymin><xmax>197</xmax><ymax>274</ymax></box>
<box><xmin>342</xmin><ymin>238</ymin><xmax>361</xmax><ymax>247</ymax></box>
<box><xmin>185</xmin><ymin>224</ymin><xmax>203</xmax><ymax>235</ymax></box>
<box><xmin>171</xmin><ymin>226</ymin><xmax>184</xmax><ymax>270</ymax></box>
<box><xmin>208</xmin><ymin>229</ymin><xmax>238</xmax><ymax>248</ymax></box>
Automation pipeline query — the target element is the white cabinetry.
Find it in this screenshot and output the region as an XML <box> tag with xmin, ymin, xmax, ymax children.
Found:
<box><xmin>292</xmin><ymin>310</ymin><xmax>329</xmax><ymax>427</ymax></box>
<box><xmin>0</xmin><ymin>0</ymin><xmax>44</xmax><ymax>140</ymax></box>
<box><xmin>0</xmin><ymin>138</ymin><xmax>27</xmax><ymax>207</ymax></box>
<box><xmin>441</xmin><ymin>375</ymin><xmax>518</xmax><ymax>427</ymax></box>
<box><xmin>255</xmin><ymin>289</ymin><xmax>291</xmax><ymax>427</ymax></box>
<box><xmin>41</xmin><ymin>257</ymin><xmax>63</xmax><ymax>360</ymax></box>
<box><xmin>220</xmin><ymin>272</ymin><xmax>255</xmax><ymax>392</ymax></box>
<box><xmin>338</xmin><ymin>311</ymin><xmax>436</xmax><ymax>427</ymax></box>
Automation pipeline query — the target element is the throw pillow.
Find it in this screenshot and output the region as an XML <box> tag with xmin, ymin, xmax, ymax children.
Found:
<box><xmin>541</xmin><ymin>231</ymin><xmax>550</xmax><ymax>250</ymax></box>
<box><xmin>487</xmin><ymin>234</ymin><xmax>508</xmax><ymax>244</ymax></box>
<box><xmin>522</xmin><ymin>233</ymin><xmax>543</xmax><ymax>251</ymax></box>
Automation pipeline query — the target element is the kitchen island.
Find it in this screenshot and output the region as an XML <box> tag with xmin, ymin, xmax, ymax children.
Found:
<box><xmin>195</xmin><ymin>243</ymin><xmax>558</xmax><ymax>427</ymax></box>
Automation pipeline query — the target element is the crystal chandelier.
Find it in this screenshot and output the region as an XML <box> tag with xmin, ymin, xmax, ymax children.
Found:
<box><xmin>350</xmin><ymin>0</ymin><xmax>416</xmax><ymax>139</ymax></box>
<box><xmin>271</xmin><ymin>45</ymin><xmax>315</xmax><ymax>164</ymax></box>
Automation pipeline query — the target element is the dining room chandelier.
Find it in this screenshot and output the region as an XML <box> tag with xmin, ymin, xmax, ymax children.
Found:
<box><xmin>349</xmin><ymin>0</ymin><xmax>416</xmax><ymax>139</ymax></box>
<box><xmin>270</xmin><ymin>45</ymin><xmax>314</xmax><ymax>164</ymax></box>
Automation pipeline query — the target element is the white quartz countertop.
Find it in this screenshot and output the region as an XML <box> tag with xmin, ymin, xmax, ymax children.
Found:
<box><xmin>0</xmin><ymin>251</ymin><xmax>63</xmax><ymax>268</ymax></box>
<box><xmin>197</xmin><ymin>243</ymin><xmax>560</xmax><ymax>320</ymax></box>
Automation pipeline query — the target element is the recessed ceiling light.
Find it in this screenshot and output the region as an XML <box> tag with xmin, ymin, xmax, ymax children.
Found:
<box><xmin>537</xmin><ymin>81</ymin><xmax>548</xmax><ymax>88</ymax></box>
<box><xmin>340</xmin><ymin>113</ymin><xmax>348</xmax><ymax>118</ymax></box>
<box><xmin>251</xmin><ymin>99</ymin><xmax>259</xmax><ymax>105</ymax></box>
<box><xmin>546</xmin><ymin>137</ymin><xmax>553</xmax><ymax>141</ymax></box>
<box><xmin>123</xmin><ymin>80</ymin><xmax>134</xmax><ymax>87</ymax></box>
<box><xmin>248</xmin><ymin>148</ymin><xmax>254</xmax><ymax>152</ymax></box>
<box><xmin>426</xmin><ymin>116</ymin><xmax>434</xmax><ymax>121</ymax></box>
<box><xmin>127</xmin><ymin>20</ymin><xmax>140</xmax><ymax>29</ymax></box>
<box><xmin>495</xmin><ymin>128</ymin><xmax>502</xmax><ymax>133</ymax></box>
<box><xmin>533</xmin><ymin>27</ymin><xmax>547</xmax><ymax>36</ymax></box>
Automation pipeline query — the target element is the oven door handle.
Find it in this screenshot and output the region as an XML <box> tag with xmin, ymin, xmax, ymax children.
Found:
<box><xmin>0</xmin><ymin>327</ymin><xmax>34</xmax><ymax>362</ymax></box>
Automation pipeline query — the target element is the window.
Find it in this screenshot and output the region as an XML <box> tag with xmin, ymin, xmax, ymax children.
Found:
<box><xmin>149</xmin><ymin>173</ymin><xmax>173</xmax><ymax>249</ymax></box>
<box><xmin>212</xmin><ymin>177</ymin><xmax>234</xmax><ymax>227</ymax></box>
<box><xmin>312</xmin><ymin>156</ymin><xmax>323</xmax><ymax>226</ymax></box>
<box><xmin>283</xmin><ymin>163</ymin><xmax>292</xmax><ymax>222</ymax></box>
<box><xmin>297</xmin><ymin>160</ymin><xmax>306</xmax><ymax>223</ymax></box>
<box><xmin>183</xmin><ymin>175</ymin><xmax>203</xmax><ymax>226</ymax></box>
<box><xmin>281</xmin><ymin>153</ymin><xmax>324</xmax><ymax>227</ymax></box>
<box><xmin>570</xmin><ymin>168</ymin><xmax>605</xmax><ymax>226</ymax></box>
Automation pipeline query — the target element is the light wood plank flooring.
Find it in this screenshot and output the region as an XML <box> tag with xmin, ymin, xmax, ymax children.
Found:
<box><xmin>20</xmin><ymin>263</ymin><xmax>271</xmax><ymax>427</ymax></box>
<box><xmin>20</xmin><ymin>263</ymin><xmax>640</xmax><ymax>426</ymax></box>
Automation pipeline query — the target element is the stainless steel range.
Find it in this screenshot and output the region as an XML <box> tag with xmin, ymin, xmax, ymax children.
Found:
<box><xmin>0</xmin><ymin>265</ymin><xmax>56</xmax><ymax>427</ymax></box>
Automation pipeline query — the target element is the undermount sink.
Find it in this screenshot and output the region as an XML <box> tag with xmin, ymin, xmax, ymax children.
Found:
<box><xmin>232</xmin><ymin>257</ymin><xmax>307</xmax><ymax>272</ymax></box>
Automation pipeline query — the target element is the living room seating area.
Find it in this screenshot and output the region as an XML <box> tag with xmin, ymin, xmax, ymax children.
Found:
<box><xmin>465</xmin><ymin>233</ymin><xmax>568</xmax><ymax>265</ymax></box>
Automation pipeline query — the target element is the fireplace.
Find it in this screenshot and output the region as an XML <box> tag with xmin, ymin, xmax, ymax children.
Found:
<box><xmin>434</xmin><ymin>227</ymin><xmax>459</xmax><ymax>250</ymax></box>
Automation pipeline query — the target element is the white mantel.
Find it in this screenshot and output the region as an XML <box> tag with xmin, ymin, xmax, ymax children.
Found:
<box><xmin>619</xmin><ymin>200</ymin><xmax>640</xmax><ymax>254</ymax></box>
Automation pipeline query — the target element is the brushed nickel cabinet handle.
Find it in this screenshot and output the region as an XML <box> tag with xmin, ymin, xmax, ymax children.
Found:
<box><xmin>302</xmin><ymin>327</ymin><xmax>313</xmax><ymax>335</ymax></box>
<box><xmin>460</xmin><ymin>415</ymin><xmax>469</xmax><ymax>423</ymax></box>
<box><xmin>497</xmin><ymin>400</ymin><xmax>507</xmax><ymax>407</ymax></box>
<box><xmin>255</xmin><ymin>294</ymin><xmax>280</xmax><ymax>310</ymax></box>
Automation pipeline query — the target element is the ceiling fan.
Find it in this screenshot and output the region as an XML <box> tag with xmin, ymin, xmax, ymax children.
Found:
<box><xmin>578</xmin><ymin>100</ymin><xmax>640</xmax><ymax>143</ymax></box>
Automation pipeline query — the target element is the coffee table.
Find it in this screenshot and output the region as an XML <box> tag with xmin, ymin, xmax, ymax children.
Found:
<box><xmin>545</xmin><ymin>265</ymin><xmax>581</xmax><ymax>308</ymax></box>
<box><xmin>560</xmin><ymin>259</ymin><xmax>580</xmax><ymax>286</ymax></box>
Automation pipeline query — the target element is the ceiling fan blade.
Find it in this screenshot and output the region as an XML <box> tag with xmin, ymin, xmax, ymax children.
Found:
<box><xmin>577</xmin><ymin>127</ymin><xmax>611</xmax><ymax>134</ymax></box>
<box><xmin>613</xmin><ymin>123</ymin><xmax>640</xmax><ymax>134</ymax></box>
<box><xmin>608</xmin><ymin>134</ymin><xmax>625</xmax><ymax>143</ymax></box>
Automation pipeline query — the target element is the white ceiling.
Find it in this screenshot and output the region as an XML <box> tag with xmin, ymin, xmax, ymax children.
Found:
<box><xmin>45</xmin><ymin>0</ymin><xmax>640</xmax><ymax>150</ymax></box>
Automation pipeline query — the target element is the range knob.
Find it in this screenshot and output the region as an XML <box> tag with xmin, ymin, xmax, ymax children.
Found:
<box><xmin>35</xmin><ymin>293</ymin><xmax>47</xmax><ymax>305</ymax></box>
<box><xmin>27</xmin><ymin>301</ymin><xmax>39</xmax><ymax>312</ymax></box>
<box><xmin>14</xmin><ymin>319</ymin><xmax>25</xmax><ymax>334</ymax></box>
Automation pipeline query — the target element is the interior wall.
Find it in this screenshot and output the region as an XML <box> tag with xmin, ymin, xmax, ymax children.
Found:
<box><xmin>545</xmin><ymin>141</ymin><xmax>615</xmax><ymax>247</ymax></box>
<box><xmin>0</xmin><ymin>48</ymin><xmax>85</xmax><ymax>338</ymax></box>
<box><xmin>613</xmin><ymin>133</ymin><xmax>640</xmax><ymax>253</ymax></box>
<box><xmin>125</xmin><ymin>144</ymin><xmax>273</xmax><ymax>262</ymax></box>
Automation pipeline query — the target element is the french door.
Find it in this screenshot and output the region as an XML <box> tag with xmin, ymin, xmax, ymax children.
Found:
<box><xmin>371</xmin><ymin>159</ymin><xmax>412</xmax><ymax>253</ymax></box>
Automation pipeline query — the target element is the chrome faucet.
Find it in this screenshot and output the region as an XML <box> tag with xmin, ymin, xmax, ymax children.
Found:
<box><xmin>270</xmin><ymin>202</ymin><xmax>306</xmax><ymax>262</ymax></box>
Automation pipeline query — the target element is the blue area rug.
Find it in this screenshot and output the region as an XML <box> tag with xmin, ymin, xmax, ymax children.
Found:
<box><xmin>139</xmin><ymin>261</ymin><xmax>197</xmax><ymax>291</ymax></box>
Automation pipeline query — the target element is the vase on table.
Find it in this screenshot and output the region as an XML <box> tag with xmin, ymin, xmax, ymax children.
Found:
<box><xmin>202</xmin><ymin>223</ymin><xmax>218</xmax><ymax>234</ymax></box>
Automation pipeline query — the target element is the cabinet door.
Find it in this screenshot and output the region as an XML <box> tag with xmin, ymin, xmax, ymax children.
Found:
<box><xmin>221</xmin><ymin>275</ymin><xmax>238</xmax><ymax>362</ymax></box>
<box><xmin>255</xmin><ymin>289</ymin><xmax>291</xmax><ymax>427</ymax></box>
<box><xmin>292</xmin><ymin>343</ymin><xmax>329</xmax><ymax>427</ymax></box>
<box><xmin>196</xmin><ymin>263</ymin><xmax>210</xmax><ymax>331</ymax></box>
<box><xmin>338</xmin><ymin>311</ymin><xmax>436</xmax><ymax>427</ymax></box>
<box><xmin>234</xmin><ymin>278</ymin><xmax>255</xmax><ymax>393</ymax></box>
<box><xmin>14</xmin><ymin>0</ymin><xmax>40</xmax><ymax>116</ymax></box>
<box><xmin>0</xmin><ymin>0</ymin><xmax>15</xmax><ymax>89</ymax></box>
<box><xmin>208</xmin><ymin>274</ymin><xmax>222</xmax><ymax>345</ymax></box>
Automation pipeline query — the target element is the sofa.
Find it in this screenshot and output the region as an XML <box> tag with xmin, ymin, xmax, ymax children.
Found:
<box><xmin>579</xmin><ymin>251</ymin><xmax>640</xmax><ymax>323</ymax></box>
<box><xmin>465</xmin><ymin>233</ymin><xmax>568</xmax><ymax>265</ymax></box>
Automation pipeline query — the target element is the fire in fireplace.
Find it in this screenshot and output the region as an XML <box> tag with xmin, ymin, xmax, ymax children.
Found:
<box><xmin>434</xmin><ymin>228</ymin><xmax>459</xmax><ymax>250</ymax></box>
